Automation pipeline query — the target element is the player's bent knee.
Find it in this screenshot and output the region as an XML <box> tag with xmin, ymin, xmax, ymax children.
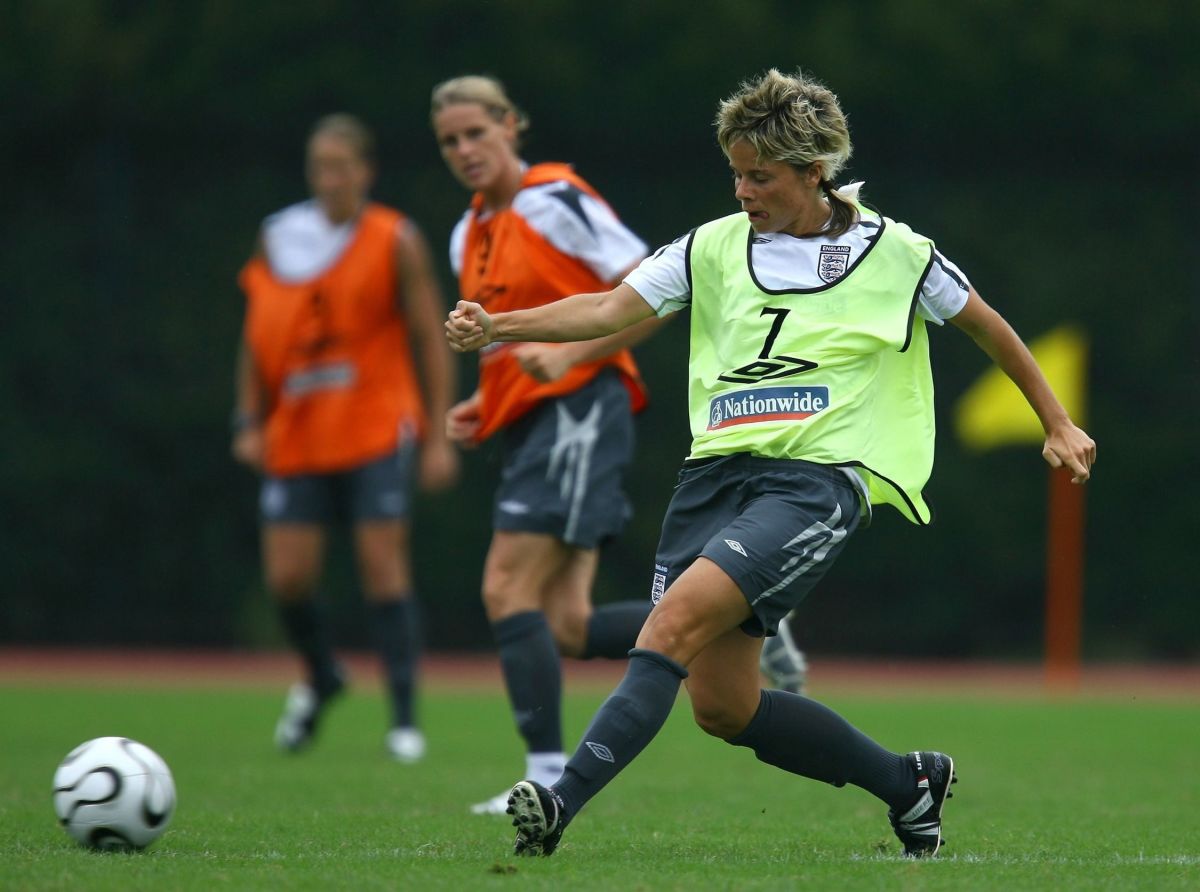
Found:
<box><xmin>691</xmin><ymin>703</ymin><xmax>747</xmax><ymax>741</ymax></box>
<box><xmin>637</xmin><ymin>605</ymin><xmax>706</xmax><ymax>663</ymax></box>
<box><xmin>689</xmin><ymin>681</ymin><xmax>760</xmax><ymax>740</ymax></box>
<box><xmin>481</xmin><ymin>582</ymin><xmax>540</xmax><ymax>623</ymax></box>
<box><xmin>545</xmin><ymin>612</ymin><xmax>588</xmax><ymax>658</ymax></box>
<box><xmin>358</xmin><ymin>562</ymin><xmax>410</xmax><ymax>599</ymax></box>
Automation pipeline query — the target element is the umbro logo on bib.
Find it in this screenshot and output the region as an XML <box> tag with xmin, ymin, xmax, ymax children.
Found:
<box><xmin>818</xmin><ymin>244</ymin><xmax>851</xmax><ymax>283</ymax></box>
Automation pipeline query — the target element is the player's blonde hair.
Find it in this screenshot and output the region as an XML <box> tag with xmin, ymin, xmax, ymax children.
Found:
<box><xmin>430</xmin><ymin>75</ymin><xmax>530</xmax><ymax>138</ymax></box>
<box><xmin>309</xmin><ymin>113</ymin><xmax>376</xmax><ymax>164</ymax></box>
<box><xmin>716</xmin><ymin>69</ymin><xmax>856</xmax><ymax>236</ymax></box>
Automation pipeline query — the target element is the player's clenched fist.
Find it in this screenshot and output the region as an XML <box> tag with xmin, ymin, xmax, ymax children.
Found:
<box><xmin>445</xmin><ymin>300</ymin><xmax>494</xmax><ymax>352</ymax></box>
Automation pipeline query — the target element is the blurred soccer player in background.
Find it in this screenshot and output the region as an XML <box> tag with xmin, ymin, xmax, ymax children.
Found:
<box><xmin>447</xmin><ymin>68</ymin><xmax>1095</xmax><ymax>857</ymax></box>
<box><xmin>430</xmin><ymin>75</ymin><xmax>666</xmax><ymax>814</ymax></box>
<box><xmin>233</xmin><ymin>114</ymin><xmax>459</xmax><ymax>762</ymax></box>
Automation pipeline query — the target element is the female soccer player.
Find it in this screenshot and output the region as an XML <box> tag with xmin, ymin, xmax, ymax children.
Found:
<box><xmin>446</xmin><ymin>69</ymin><xmax>1096</xmax><ymax>856</ymax></box>
<box><xmin>234</xmin><ymin>114</ymin><xmax>458</xmax><ymax>762</ymax></box>
<box><xmin>431</xmin><ymin>76</ymin><xmax>666</xmax><ymax>814</ymax></box>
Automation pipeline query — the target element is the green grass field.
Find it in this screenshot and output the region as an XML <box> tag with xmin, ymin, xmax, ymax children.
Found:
<box><xmin>2</xmin><ymin>679</ymin><xmax>1197</xmax><ymax>890</ymax></box>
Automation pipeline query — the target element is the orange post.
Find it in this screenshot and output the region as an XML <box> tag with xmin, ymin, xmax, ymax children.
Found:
<box><xmin>1044</xmin><ymin>467</ymin><xmax>1087</xmax><ymax>691</ymax></box>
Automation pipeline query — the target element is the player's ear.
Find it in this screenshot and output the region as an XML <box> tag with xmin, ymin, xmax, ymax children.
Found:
<box><xmin>500</xmin><ymin>111</ymin><xmax>519</xmax><ymax>145</ymax></box>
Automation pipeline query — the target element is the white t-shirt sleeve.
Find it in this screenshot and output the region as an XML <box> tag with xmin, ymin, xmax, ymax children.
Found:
<box><xmin>917</xmin><ymin>249</ymin><xmax>971</xmax><ymax>324</ymax></box>
<box><xmin>448</xmin><ymin>213</ymin><xmax>470</xmax><ymax>278</ymax></box>
<box><xmin>623</xmin><ymin>233</ymin><xmax>693</xmax><ymax>317</ymax></box>
<box><xmin>513</xmin><ymin>182</ymin><xmax>647</xmax><ymax>283</ymax></box>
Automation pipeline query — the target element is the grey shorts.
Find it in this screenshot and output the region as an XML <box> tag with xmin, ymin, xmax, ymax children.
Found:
<box><xmin>260</xmin><ymin>443</ymin><xmax>417</xmax><ymax>525</ymax></box>
<box><xmin>650</xmin><ymin>454</ymin><xmax>861</xmax><ymax>637</ymax></box>
<box><xmin>493</xmin><ymin>370</ymin><xmax>634</xmax><ymax>549</ymax></box>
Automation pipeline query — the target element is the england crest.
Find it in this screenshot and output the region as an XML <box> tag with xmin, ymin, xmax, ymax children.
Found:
<box><xmin>818</xmin><ymin>244</ymin><xmax>851</xmax><ymax>283</ymax></box>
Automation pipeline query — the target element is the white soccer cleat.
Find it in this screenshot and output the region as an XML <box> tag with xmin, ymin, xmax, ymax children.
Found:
<box><xmin>474</xmin><ymin>752</ymin><xmax>566</xmax><ymax>814</ymax></box>
<box><xmin>385</xmin><ymin>727</ymin><xmax>426</xmax><ymax>763</ymax></box>
<box><xmin>274</xmin><ymin>669</ymin><xmax>346</xmax><ymax>752</ymax></box>
<box><xmin>275</xmin><ymin>684</ymin><xmax>321</xmax><ymax>751</ymax></box>
<box><xmin>470</xmin><ymin>789</ymin><xmax>515</xmax><ymax>815</ymax></box>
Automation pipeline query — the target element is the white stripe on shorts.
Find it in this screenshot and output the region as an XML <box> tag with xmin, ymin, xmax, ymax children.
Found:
<box><xmin>547</xmin><ymin>400</ymin><xmax>602</xmax><ymax>543</ymax></box>
<box><xmin>751</xmin><ymin>503</ymin><xmax>848</xmax><ymax>605</ymax></box>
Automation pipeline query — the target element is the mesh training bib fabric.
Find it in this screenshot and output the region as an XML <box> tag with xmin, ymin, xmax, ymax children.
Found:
<box><xmin>686</xmin><ymin>211</ymin><xmax>937</xmax><ymax>524</ymax></box>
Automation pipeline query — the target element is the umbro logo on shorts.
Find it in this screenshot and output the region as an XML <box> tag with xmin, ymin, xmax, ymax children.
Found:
<box><xmin>725</xmin><ymin>539</ymin><xmax>747</xmax><ymax>557</ymax></box>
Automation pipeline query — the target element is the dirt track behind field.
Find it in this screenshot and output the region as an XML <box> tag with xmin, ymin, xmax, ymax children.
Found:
<box><xmin>1</xmin><ymin>648</ymin><xmax>1196</xmax><ymax>700</ymax></box>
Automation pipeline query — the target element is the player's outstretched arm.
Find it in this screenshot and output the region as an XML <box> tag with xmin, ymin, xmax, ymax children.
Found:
<box><xmin>445</xmin><ymin>283</ymin><xmax>654</xmax><ymax>354</ymax></box>
<box><xmin>513</xmin><ymin>315</ymin><xmax>671</xmax><ymax>383</ymax></box>
<box><xmin>951</xmin><ymin>287</ymin><xmax>1096</xmax><ymax>483</ymax></box>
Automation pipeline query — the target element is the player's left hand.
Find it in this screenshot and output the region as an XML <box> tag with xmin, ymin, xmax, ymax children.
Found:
<box><xmin>513</xmin><ymin>343</ymin><xmax>574</xmax><ymax>383</ymax></box>
<box><xmin>445</xmin><ymin>394</ymin><xmax>482</xmax><ymax>446</ymax></box>
<box><xmin>231</xmin><ymin>425</ymin><xmax>265</xmax><ymax>471</ymax></box>
<box><xmin>1042</xmin><ymin>422</ymin><xmax>1096</xmax><ymax>483</ymax></box>
<box><xmin>418</xmin><ymin>439</ymin><xmax>460</xmax><ymax>492</ymax></box>
<box><xmin>445</xmin><ymin>301</ymin><xmax>492</xmax><ymax>352</ymax></box>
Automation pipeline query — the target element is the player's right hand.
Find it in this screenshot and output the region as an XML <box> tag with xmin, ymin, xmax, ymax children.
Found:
<box><xmin>445</xmin><ymin>300</ymin><xmax>493</xmax><ymax>353</ymax></box>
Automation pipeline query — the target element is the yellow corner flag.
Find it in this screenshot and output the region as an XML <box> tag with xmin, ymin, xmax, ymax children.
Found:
<box><xmin>955</xmin><ymin>325</ymin><xmax>1088</xmax><ymax>451</ymax></box>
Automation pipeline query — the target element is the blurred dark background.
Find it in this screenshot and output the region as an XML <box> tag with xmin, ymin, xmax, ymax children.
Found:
<box><xmin>2</xmin><ymin>1</ymin><xmax>1196</xmax><ymax>659</ymax></box>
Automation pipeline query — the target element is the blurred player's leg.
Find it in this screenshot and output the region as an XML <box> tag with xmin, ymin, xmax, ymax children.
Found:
<box><xmin>472</xmin><ymin>531</ymin><xmax>572</xmax><ymax>814</ymax></box>
<box><xmin>542</xmin><ymin>548</ymin><xmax>651</xmax><ymax>660</ymax></box>
<box><xmin>264</xmin><ymin>523</ymin><xmax>344</xmax><ymax>751</ymax></box>
<box><xmin>368</xmin><ymin>596</ymin><xmax>424</xmax><ymax>762</ymax></box>
<box><xmin>480</xmin><ymin>378</ymin><xmax>645</xmax><ymax>814</ymax></box>
<box><xmin>356</xmin><ymin>519</ymin><xmax>424</xmax><ymax>762</ymax></box>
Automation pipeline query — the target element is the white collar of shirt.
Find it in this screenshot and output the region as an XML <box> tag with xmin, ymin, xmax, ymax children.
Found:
<box><xmin>264</xmin><ymin>200</ymin><xmax>358</xmax><ymax>283</ymax></box>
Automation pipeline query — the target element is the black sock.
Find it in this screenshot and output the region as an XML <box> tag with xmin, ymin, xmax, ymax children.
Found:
<box><xmin>276</xmin><ymin>600</ymin><xmax>341</xmax><ymax>696</ymax></box>
<box><xmin>728</xmin><ymin>689</ymin><xmax>916</xmax><ymax>808</ymax></box>
<box><xmin>369</xmin><ymin>597</ymin><xmax>420</xmax><ymax>728</ymax></box>
<box><xmin>493</xmin><ymin>611</ymin><xmax>563</xmax><ymax>753</ymax></box>
<box><xmin>553</xmin><ymin>649</ymin><xmax>687</xmax><ymax>821</ymax></box>
<box><xmin>579</xmin><ymin>601</ymin><xmax>653</xmax><ymax>660</ymax></box>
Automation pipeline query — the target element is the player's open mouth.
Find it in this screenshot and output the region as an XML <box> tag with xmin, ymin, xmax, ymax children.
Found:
<box><xmin>746</xmin><ymin>210</ymin><xmax>768</xmax><ymax>222</ymax></box>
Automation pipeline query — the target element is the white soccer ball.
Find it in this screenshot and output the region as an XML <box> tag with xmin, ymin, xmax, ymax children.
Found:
<box><xmin>52</xmin><ymin>736</ymin><xmax>176</xmax><ymax>850</ymax></box>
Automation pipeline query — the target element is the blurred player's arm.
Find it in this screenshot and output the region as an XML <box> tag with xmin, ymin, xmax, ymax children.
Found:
<box><xmin>231</xmin><ymin>327</ymin><xmax>266</xmax><ymax>470</ymax></box>
<box><xmin>396</xmin><ymin>219</ymin><xmax>460</xmax><ymax>490</ymax></box>
<box><xmin>951</xmin><ymin>286</ymin><xmax>1096</xmax><ymax>482</ymax></box>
